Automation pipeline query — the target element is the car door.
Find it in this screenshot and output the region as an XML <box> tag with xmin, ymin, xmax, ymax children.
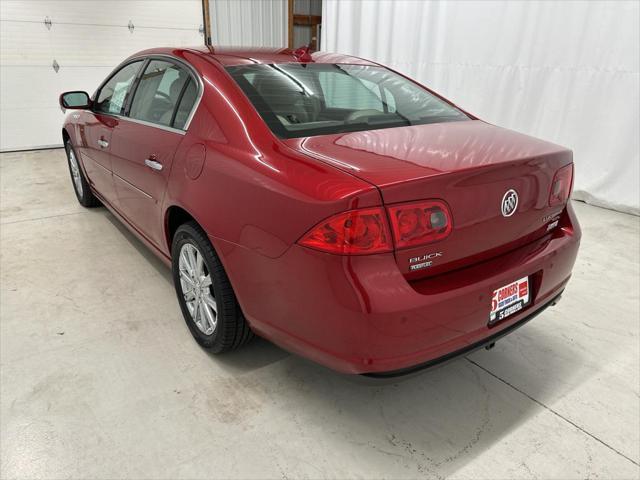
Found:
<box><xmin>81</xmin><ymin>60</ymin><xmax>144</xmax><ymax>204</ymax></box>
<box><xmin>109</xmin><ymin>58</ymin><xmax>200</xmax><ymax>247</ymax></box>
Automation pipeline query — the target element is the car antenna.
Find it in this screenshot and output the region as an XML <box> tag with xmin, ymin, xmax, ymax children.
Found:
<box><xmin>292</xmin><ymin>45</ymin><xmax>313</xmax><ymax>63</ymax></box>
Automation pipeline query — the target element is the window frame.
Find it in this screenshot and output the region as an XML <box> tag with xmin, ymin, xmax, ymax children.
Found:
<box><xmin>92</xmin><ymin>54</ymin><xmax>203</xmax><ymax>134</ymax></box>
<box><xmin>92</xmin><ymin>59</ymin><xmax>145</xmax><ymax>116</ymax></box>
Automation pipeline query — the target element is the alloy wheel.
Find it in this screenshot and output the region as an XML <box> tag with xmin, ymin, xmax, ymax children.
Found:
<box><xmin>68</xmin><ymin>148</ymin><xmax>83</xmax><ymax>197</ymax></box>
<box><xmin>178</xmin><ymin>243</ymin><xmax>217</xmax><ymax>335</ymax></box>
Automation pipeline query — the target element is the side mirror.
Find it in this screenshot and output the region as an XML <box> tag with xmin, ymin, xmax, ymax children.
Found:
<box><xmin>59</xmin><ymin>91</ymin><xmax>91</xmax><ymax>112</ymax></box>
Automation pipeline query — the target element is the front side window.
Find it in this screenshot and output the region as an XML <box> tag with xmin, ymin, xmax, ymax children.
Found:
<box><xmin>95</xmin><ymin>61</ymin><xmax>143</xmax><ymax>115</ymax></box>
<box><xmin>226</xmin><ymin>64</ymin><xmax>469</xmax><ymax>138</ymax></box>
<box><xmin>129</xmin><ymin>60</ymin><xmax>195</xmax><ymax>128</ymax></box>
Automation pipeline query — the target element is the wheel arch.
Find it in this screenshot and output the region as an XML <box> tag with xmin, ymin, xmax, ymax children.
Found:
<box><xmin>164</xmin><ymin>204</ymin><xmax>242</xmax><ymax>291</ymax></box>
<box><xmin>165</xmin><ymin>205</ymin><xmax>199</xmax><ymax>252</ymax></box>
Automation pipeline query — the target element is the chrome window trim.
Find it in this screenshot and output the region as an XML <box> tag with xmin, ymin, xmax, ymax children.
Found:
<box><xmin>110</xmin><ymin>113</ymin><xmax>187</xmax><ymax>135</ymax></box>
<box><xmin>92</xmin><ymin>53</ymin><xmax>204</xmax><ymax>134</ymax></box>
<box><xmin>75</xmin><ymin>110</ymin><xmax>186</xmax><ymax>136</ymax></box>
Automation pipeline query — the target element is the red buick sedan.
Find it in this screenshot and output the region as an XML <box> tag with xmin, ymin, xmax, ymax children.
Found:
<box><xmin>59</xmin><ymin>47</ymin><xmax>580</xmax><ymax>376</ymax></box>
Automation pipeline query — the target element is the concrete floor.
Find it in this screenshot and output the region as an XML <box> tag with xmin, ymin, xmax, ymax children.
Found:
<box><xmin>1</xmin><ymin>148</ymin><xmax>638</xmax><ymax>480</ymax></box>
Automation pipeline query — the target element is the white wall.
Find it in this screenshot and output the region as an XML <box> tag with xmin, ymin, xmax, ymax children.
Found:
<box><xmin>0</xmin><ymin>0</ymin><xmax>204</xmax><ymax>151</ymax></box>
<box><xmin>322</xmin><ymin>0</ymin><xmax>640</xmax><ymax>215</ymax></box>
<box><xmin>209</xmin><ymin>0</ymin><xmax>287</xmax><ymax>47</ymax></box>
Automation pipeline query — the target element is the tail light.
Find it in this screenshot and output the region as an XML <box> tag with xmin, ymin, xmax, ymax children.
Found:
<box><xmin>387</xmin><ymin>200</ymin><xmax>453</xmax><ymax>249</ymax></box>
<box><xmin>298</xmin><ymin>207</ymin><xmax>392</xmax><ymax>255</ymax></box>
<box><xmin>549</xmin><ymin>164</ymin><xmax>574</xmax><ymax>207</ymax></box>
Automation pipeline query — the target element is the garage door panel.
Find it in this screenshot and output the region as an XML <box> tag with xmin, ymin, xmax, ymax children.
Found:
<box><xmin>0</xmin><ymin>1</ymin><xmax>202</xmax><ymax>29</ymax></box>
<box><xmin>1</xmin><ymin>0</ymin><xmax>204</xmax><ymax>150</ymax></box>
<box><xmin>2</xmin><ymin>25</ymin><xmax>202</xmax><ymax>68</ymax></box>
<box><xmin>50</xmin><ymin>25</ymin><xmax>202</xmax><ymax>67</ymax></box>
<box><xmin>0</xmin><ymin>65</ymin><xmax>114</xmax><ymax>151</ymax></box>
<box><xmin>1</xmin><ymin>65</ymin><xmax>113</xmax><ymax>110</ymax></box>
<box><xmin>1</xmin><ymin>107</ymin><xmax>66</xmax><ymax>150</ymax></box>
<box><xmin>0</xmin><ymin>21</ymin><xmax>55</xmax><ymax>66</ymax></box>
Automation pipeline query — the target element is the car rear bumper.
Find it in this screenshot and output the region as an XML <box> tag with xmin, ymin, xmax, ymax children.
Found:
<box><xmin>216</xmin><ymin>203</ymin><xmax>581</xmax><ymax>375</ymax></box>
<box><xmin>363</xmin><ymin>290</ymin><xmax>563</xmax><ymax>378</ymax></box>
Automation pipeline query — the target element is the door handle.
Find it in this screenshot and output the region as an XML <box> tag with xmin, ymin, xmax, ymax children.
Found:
<box><xmin>144</xmin><ymin>158</ymin><xmax>163</xmax><ymax>171</ymax></box>
<box><xmin>97</xmin><ymin>139</ymin><xmax>109</xmax><ymax>148</ymax></box>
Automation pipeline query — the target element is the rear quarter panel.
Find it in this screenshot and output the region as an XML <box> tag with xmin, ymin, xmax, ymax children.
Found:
<box><xmin>163</xmin><ymin>54</ymin><xmax>380</xmax><ymax>308</ymax></box>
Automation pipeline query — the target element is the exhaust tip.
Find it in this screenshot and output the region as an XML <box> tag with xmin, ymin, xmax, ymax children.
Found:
<box><xmin>551</xmin><ymin>295</ymin><xmax>563</xmax><ymax>306</ymax></box>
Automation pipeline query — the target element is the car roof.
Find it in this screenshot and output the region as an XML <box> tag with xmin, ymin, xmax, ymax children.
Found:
<box><xmin>132</xmin><ymin>46</ymin><xmax>378</xmax><ymax>67</ymax></box>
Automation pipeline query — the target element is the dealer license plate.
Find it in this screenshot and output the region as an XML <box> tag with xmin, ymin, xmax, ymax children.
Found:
<box><xmin>489</xmin><ymin>276</ymin><xmax>530</xmax><ymax>324</ymax></box>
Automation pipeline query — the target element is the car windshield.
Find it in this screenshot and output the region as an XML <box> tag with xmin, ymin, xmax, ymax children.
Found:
<box><xmin>226</xmin><ymin>63</ymin><xmax>470</xmax><ymax>138</ymax></box>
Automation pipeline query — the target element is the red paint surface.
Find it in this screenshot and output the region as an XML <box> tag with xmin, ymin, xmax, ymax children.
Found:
<box><xmin>62</xmin><ymin>47</ymin><xmax>581</xmax><ymax>374</ymax></box>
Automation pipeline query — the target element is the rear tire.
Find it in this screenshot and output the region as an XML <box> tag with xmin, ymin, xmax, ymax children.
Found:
<box><xmin>171</xmin><ymin>222</ymin><xmax>253</xmax><ymax>353</ymax></box>
<box><xmin>65</xmin><ymin>140</ymin><xmax>99</xmax><ymax>208</ymax></box>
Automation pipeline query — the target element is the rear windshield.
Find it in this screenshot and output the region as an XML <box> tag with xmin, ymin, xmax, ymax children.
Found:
<box><xmin>226</xmin><ymin>64</ymin><xmax>470</xmax><ymax>139</ymax></box>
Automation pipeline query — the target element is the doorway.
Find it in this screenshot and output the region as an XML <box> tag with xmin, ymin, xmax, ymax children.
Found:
<box><xmin>288</xmin><ymin>0</ymin><xmax>323</xmax><ymax>50</ymax></box>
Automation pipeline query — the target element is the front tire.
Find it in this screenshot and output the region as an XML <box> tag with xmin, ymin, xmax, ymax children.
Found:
<box><xmin>65</xmin><ymin>140</ymin><xmax>99</xmax><ymax>208</ymax></box>
<box><xmin>171</xmin><ymin>222</ymin><xmax>253</xmax><ymax>353</ymax></box>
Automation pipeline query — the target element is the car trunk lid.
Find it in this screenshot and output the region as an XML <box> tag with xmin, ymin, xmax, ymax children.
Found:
<box><xmin>283</xmin><ymin>120</ymin><xmax>572</xmax><ymax>278</ymax></box>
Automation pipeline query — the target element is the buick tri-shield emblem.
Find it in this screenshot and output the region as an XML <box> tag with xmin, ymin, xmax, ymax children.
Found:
<box><xmin>501</xmin><ymin>189</ymin><xmax>519</xmax><ymax>217</ymax></box>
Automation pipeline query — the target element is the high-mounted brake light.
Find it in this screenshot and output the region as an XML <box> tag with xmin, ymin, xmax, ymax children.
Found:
<box><xmin>387</xmin><ymin>200</ymin><xmax>453</xmax><ymax>249</ymax></box>
<box><xmin>298</xmin><ymin>207</ymin><xmax>392</xmax><ymax>255</ymax></box>
<box><xmin>292</xmin><ymin>45</ymin><xmax>313</xmax><ymax>63</ymax></box>
<box><xmin>549</xmin><ymin>164</ymin><xmax>573</xmax><ymax>207</ymax></box>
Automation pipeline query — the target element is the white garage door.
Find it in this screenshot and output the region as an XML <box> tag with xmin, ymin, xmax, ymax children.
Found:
<box><xmin>0</xmin><ymin>0</ymin><xmax>204</xmax><ymax>151</ymax></box>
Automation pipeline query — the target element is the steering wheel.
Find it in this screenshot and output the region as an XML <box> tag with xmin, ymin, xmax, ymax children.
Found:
<box><xmin>345</xmin><ymin>109</ymin><xmax>384</xmax><ymax>123</ymax></box>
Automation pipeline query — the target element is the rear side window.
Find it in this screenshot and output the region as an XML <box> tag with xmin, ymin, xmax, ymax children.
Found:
<box><xmin>94</xmin><ymin>61</ymin><xmax>143</xmax><ymax>115</ymax></box>
<box><xmin>128</xmin><ymin>60</ymin><xmax>196</xmax><ymax>128</ymax></box>
<box><xmin>173</xmin><ymin>80</ymin><xmax>198</xmax><ymax>129</ymax></box>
